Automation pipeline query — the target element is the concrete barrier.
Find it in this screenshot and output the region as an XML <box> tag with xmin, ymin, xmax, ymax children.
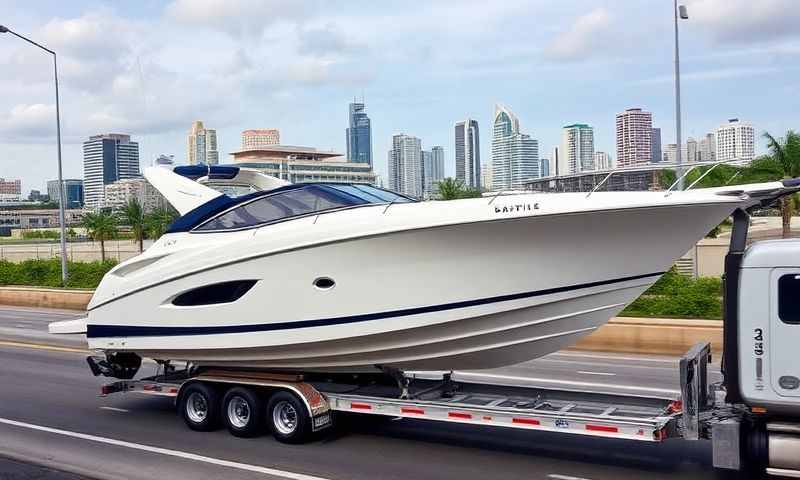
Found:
<box><xmin>0</xmin><ymin>287</ymin><xmax>724</xmax><ymax>355</ymax></box>
<box><xmin>0</xmin><ymin>286</ymin><xmax>92</xmax><ymax>311</ymax></box>
<box><xmin>573</xmin><ymin>316</ymin><xmax>723</xmax><ymax>356</ymax></box>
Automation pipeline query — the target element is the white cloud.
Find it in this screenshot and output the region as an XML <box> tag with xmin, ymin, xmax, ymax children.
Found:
<box><xmin>633</xmin><ymin>66</ymin><xmax>782</xmax><ymax>85</ymax></box>
<box><xmin>544</xmin><ymin>8</ymin><xmax>613</xmax><ymax>62</ymax></box>
<box><xmin>687</xmin><ymin>0</ymin><xmax>800</xmax><ymax>43</ymax></box>
<box><xmin>166</xmin><ymin>0</ymin><xmax>313</xmax><ymax>38</ymax></box>
<box><xmin>0</xmin><ymin>104</ymin><xmax>56</xmax><ymax>142</ymax></box>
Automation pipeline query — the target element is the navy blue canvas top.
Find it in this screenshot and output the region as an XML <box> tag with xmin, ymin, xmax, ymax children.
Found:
<box><xmin>165</xmin><ymin>183</ymin><xmax>414</xmax><ymax>234</ymax></box>
<box><xmin>173</xmin><ymin>165</ymin><xmax>240</xmax><ymax>180</ymax></box>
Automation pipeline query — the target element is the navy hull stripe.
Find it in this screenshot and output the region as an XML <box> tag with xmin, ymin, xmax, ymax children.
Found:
<box><xmin>86</xmin><ymin>272</ymin><xmax>664</xmax><ymax>338</ymax></box>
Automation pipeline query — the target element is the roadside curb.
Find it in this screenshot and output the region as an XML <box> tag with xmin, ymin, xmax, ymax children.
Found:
<box><xmin>0</xmin><ymin>286</ymin><xmax>92</xmax><ymax>311</ymax></box>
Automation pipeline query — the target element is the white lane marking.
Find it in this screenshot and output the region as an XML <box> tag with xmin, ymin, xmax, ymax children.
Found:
<box><xmin>0</xmin><ymin>417</ymin><xmax>332</xmax><ymax>480</ymax></box>
<box><xmin>547</xmin><ymin>351</ymin><xmax>677</xmax><ymax>364</ymax></box>
<box><xmin>548</xmin><ymin>474</ymin><xmax>593</xmax><ymax>480</ymax></box>
<box><xmin>99</xmin><ymin>406</ymin><xmax>129</xmax><ymax>413</ymax></box>
<box><xmin>576</xmin><ymin>371</ymin><xmax>617</xmax><ymax>377</ymax></box>
<box><xmin>455</xmin><ymin>372</ymin><xmax>679</xmax><ymax>396</ymax></box>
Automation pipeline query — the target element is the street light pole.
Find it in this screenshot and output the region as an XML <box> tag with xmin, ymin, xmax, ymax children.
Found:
<box><xmin>673</xmin><ymin>2</ymin><xmax>688</xmax><ymax>190</ymax></box>
<box><xmin>0</xmin><ymin>25</ymin><xmax>69</xmax><ymax>283</ymax></box>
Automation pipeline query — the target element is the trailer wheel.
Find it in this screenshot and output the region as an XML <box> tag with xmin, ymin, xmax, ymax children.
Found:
<box><xmin>222</xmin><ymin>387</ymin><xmax>265</xmax><ymax>438</ymax></box>
<box><xmin>180</xmin><ymin>382</ymin><xmax>220</xmax><ymax>431</ymax></box>
<box><xmin>267</xmin><ymin>391</ymin><xmax>311</xmax><ymax>444</ymax></box>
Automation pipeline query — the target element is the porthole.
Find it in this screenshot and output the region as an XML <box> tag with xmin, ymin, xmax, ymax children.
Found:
<box><xmin>313</xmin><ymin>277</ymin><xmax>336</xmax><ymax>290</ymax></box>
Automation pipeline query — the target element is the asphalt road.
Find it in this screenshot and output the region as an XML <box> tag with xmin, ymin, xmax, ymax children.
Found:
<box><xmin>0</xmin><ymin>306</ymin><xmax>735</xmax><ymax>480</ymax></box>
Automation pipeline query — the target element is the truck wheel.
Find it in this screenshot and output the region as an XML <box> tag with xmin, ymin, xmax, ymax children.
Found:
<box><xmin>267</xmin><ymin>391</ymin><xmax>311</xmax><ymax>444</ymax></box>
<box><xmin>222</xmin><ymin>387</ymin><xmax>265</xmax><ymax>438</ymax></box>
<box><xmin>180</xmin><ymin>382</ymin><xmax>220</xmax><ymax>431</ymax></box>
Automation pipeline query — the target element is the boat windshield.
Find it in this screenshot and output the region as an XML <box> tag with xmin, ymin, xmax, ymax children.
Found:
<box><xmin>193</xmin><ymin>184</ymin><xmax>412</xmax><ymax>232</ymax></box>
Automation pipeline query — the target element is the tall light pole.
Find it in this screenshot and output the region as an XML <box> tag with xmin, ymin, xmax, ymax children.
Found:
<box><xmin>673</xmin><ymin>2</ymin><xmax>689</xmax><ymax>190</ymax></box>
<box><xmin>0</xmin><ymin>25</ymin><xmax>69</xmax><ymax>283</ymax></box>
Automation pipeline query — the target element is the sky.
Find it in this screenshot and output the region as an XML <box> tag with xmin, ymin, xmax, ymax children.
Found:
<box><xmin>1</xmin><ymin>0</ymin><xmax>799</xmax><ymax>192</ymax></box>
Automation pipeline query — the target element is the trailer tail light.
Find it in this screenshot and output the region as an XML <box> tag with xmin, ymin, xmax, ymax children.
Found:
<box><xmin>512</xmin><ymin>418</ymin><xmax>541</xmax><ymax>426</ymax></box>
<box><xmin>401</xmin><ymin>407</ymin><xmax>425</xmax><ymax>415</ymax></box>
<box><xmin>668</xmin><ymin>400</ymin><xmax>683</xmax><ymax>413</ymax></box>
<box><xmin>586</xmin><ymin>424</ymin><xmax>618</xmax><ymax>433</ymax></box>
<box><xmin>350</xmin><ymin>402</ymin><xmax>372</xmax><ymax>410</ymax></box>
<box><xmin>751</xmin><ymin>406</ymin><xmax>767</xmax><ymax>414</ymax></box>
<box><xmin>448</xmin><ymin>412</ymin><xmax>472</xmax><ymax>419</ymax></box>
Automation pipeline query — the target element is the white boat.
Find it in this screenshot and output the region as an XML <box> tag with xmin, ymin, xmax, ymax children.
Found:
<box><xmin>50</xmin><ymin>166</ymin><xmax>800</xmax><ymax>376</ymax></box>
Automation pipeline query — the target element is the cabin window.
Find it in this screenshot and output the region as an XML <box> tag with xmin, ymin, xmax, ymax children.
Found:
<box><xmin>172</xmin><ymin>280</ymin><xmax>258</xmax><ymax>306</ymax></box>
<box><xmin>778</xmin><ymin>274</ymin><xmax>800</xmax><ymax>325</ymax></box>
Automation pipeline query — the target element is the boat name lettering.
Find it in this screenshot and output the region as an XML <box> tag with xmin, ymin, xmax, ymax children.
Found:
<box><xmin>494</xmin><ymin>203</ymin><xmax>539</xmax><ymax>214</ymax></box>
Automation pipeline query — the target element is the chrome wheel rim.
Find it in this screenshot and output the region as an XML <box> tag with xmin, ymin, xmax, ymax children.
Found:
<box><xmin>186</xmin><ymin>392</ymin><xmax>208</xmax><ymax>423</ymax></box>
<box><xmin>227</xmin><ymin>396</ymin><xmax>251</xmax><ymax>429</ymax></box>
<box><xmin>272</xmin><ymin>400</ymin><xmax>297</xmax><ymax>435</ymax></box>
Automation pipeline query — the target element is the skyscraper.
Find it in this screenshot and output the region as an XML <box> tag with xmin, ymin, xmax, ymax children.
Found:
<box><xmin>699</xmin><ymin>133</ymin><xmax>716</xmax><ymax>162</ymax></box>
<box><xmin>551</xmin><ymin>147</ymin><xmax>560</xmax><ymax>176</ymax></box>
<box><xmin>187</xmin><ymin>121</ymin><xmax>219</xmax><ymax>165</ymax></box>
<box><xmin>560</xmin><ymin>124</ymin><xmax>595</xmax><ymax>174</ymax></box>
<box><xmin>346</xmin><ymin>101</ymin><xmax>372</xmax><ymax>165</ymax></box>
<box><xmin>540</xmin><ymin>158</ymin><xmax>550</xmax><ymax>177</ymax></box>
<box><xmin>615</xmin><ymin>108</ymin><xmax>653</xmax><ymax>168</ymax></box>
<box><xmin>685</xmin><ymin>137</ymin><xmax>699</xmax><ymax>163</ymax></box>
<box><xmin>593</xmin><ymin>152</ymin><xmax>612</xmax><ymax>170</ymax></box>
<box><xmin>651</xmin><ymin>128</ymin><xmax>662</xmax><ymax>163</ymax></box>
<box><xmin>388</xmin><ymin>134</ymin><xmax>422</xmax><ymax>198</ymax></box>
<box><xmin>454</xmin><ymin>118</ymin><xmax>480</xmax><ymax>188</ymax></box>
<box><xmin>47</xmin><ymin>179</ymin><xmax>83</xmax><ymax>208</ymax></box>
<box><xmin>83</xmin><ymin>134</ymin><xmax>140</xmax><ymax>209</ymax></box>
<box><xmin>424</xmin><ymin>145</ymin><xmax>445</xmax><ymax>196</ymax></box>
<box><xmin>716</xmin><ymin>119</ymin><xmax>755</xmax><ymax>163</ymax></box>
<box><xmin>663</xmin><ymin>143</ymin><xmax>678</xmax><ymax>163</ymax></box>
<box><xmin>242</xmin><ymin>129</ymin><xmax>280</xmax><ymax>150</ymax></box>
<box><xmin>491</xmin><ymin>105</ymin><xmax>539</xmax><ymax>191</ymax></box>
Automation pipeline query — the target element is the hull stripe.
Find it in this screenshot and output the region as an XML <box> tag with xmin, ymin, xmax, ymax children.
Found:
<box><xmin>86</xmin><ymin>272</ymin><xmax>663</xmax><ymax>338</ymax></box>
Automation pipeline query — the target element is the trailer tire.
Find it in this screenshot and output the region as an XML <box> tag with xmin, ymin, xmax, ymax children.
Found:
<box><xmin>180</xmin><ymin>382</ymin><xmax>220</xmax><ymax>432</ymax></box>
<box><xmin>267</xmin><ymin>391</ymin><xmax>312</xmax><ymax>444</ymax></box>
<box><xmin>222</xmin><ymin>387</ymin><xmax>265</xmax><ymax>438</ymax></box>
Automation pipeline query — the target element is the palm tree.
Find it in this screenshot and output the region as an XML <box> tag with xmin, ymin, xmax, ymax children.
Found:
<box><xmin>763</xmin><ymin>130</ymin><xmax>800</xmax><ymax>238</ymax></box>
<box><xmin>145</xmin><ymin>208</ymin><xmax>178</xmax><ymax>239</ymax></box>
<box><xmin>82</xmin><ymin>210</ymin><xmax>118</xmax><ymax>262</ymax></box>
<box><xmin>121</xmin><ymin>198</ymin><xmax>146</xmax><ymax>252</ymax></box>
<box><xmin>436</xmin><ymin>178</ymin><xmax>464</xmax><ymax>200</ymax></box>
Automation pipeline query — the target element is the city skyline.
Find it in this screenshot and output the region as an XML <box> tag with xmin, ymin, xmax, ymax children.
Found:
<box><xmin>2</xmin><ymin>1</ymin><xmax>797</xmax><ymax>190</ymax></box>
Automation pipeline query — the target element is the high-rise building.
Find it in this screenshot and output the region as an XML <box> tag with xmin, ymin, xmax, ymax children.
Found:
<box><xmin>684</xmin><ymin>137</ymin><xmax>699</xmax><ymax>163</ymax></box>
<box><xmin>241</xmin><ymin>129</ymin><xmax>280</xmax><ymax>150</ymax></box>
<box><xmin>480</xmin><ymin>164</ymin><xmax>493</xmax><ymax>190</ymax></box>
<box><xmin>615</xmin><ymin>108</ymin><xmax>653</xmax><ymax>168</ymax></box>
<box><xmin>454</xmin><ymin>118</ymin><xmax>481</xmax><ymax>188</ymax></box>
<box><xmin>561</xmin><ymin>124</ymin><xmax>595</xmax><ymax>174</ymax></box>
<box><xmin>651</xmin><ymin>128</ymin><xmax>662</xmax><ymax>163</ymax></box>
<box><xmin>540</xmin><ymin>158</ymin><xmax>550</xmax><ymax>177</ymax></box>
<box><xmin>699</xmin><ymin>133</ymin><xmax>716</xmax><ymax>162</ymax></box>
<box><xmin>388</xmin><ymin>134</ymin><xmax>423</xmax><ymax>198</ymax></box>
<box><xmin>154</xmin><ymin>154</ymin><xmax>175</xmax><ymax>167</ymax></box>
<box><xmin>491</xmin><ymin>105</ymin><xmax>539</xmax><ymax>191</ymax></box>
<box><xmin>47</xmin><ymin>179</ymin><xmax>84</xmax><ymax>208</ymax></box>
<box><xmin>424</xmin><ymin>145</ymin><xmax>445</xmax><ymax>196</ymax></box>
<box><xmin>187</xmin><ymin>121</ymin><xmax>219</xmax><ymax>165</ymax></box>
<box><xmin>663</xmin><ymin>143</ymin><xmax>678</xmax><ymax>163</ymax></box>
<box><xmin>0</xmin><ymin>178</ymin><xmax>22</xmax><ymax>203</ymax></box>
<box><xmin>551</xmin><ymin>147</ymin><xmax>560</xmax><ymax>176</ymax></box>
<box><xmin>230</xmin><ymin>145</ymin><xmax>376</xmax><ymax>185</ymax></box>
<box><xmin>593</xmin><ymin>151</ymin><xmax>612</xmax><ymax>170</ymax></box>
<box><xmin>716</xmin><ymin>119</ymin><xmax>755</xmax><ymax>163</ymax></box>
<box><xmin>83</xmin><ymin>134</ymin><xmax>140</xmax><ymax>210</ymax></box>
<box><xmin>103</xmin><ymin>178</ymin><xmax>166</xmax><ymax>212</ymax></box>
<box><xmin>28</xmin><ymin>190</ymin><xmax>46</xmax><ymax>202</ymax></box>
<box><xmin>346</xmin><ymin>102</ymin><xmax>372</xmax><ymax>165</ymax></box>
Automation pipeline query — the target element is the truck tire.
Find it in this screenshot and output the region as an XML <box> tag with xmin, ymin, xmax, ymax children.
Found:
<box><xmin>266</xmin><ymin>391</ymin><xmax>312</xmax><ymax>444</ymax></box>
<box><xmin>180</xmin><ymin>382</ymin><xmax>220</xmax><ymax>431</ymax></box>
<box><xmin>222</xmin><ymin>387</ymin><xmax>265</xmax><ymax>438</ymax></box>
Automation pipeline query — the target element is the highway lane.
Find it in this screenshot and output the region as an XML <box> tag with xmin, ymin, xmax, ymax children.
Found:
<box><xmin>0</xmin><ymin>307</ymin><xmax>732</xmax><ymax>480</ymax></box>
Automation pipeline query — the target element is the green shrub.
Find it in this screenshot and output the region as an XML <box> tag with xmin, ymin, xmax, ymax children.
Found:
<box><xmin>0</xmin><ymin>258</ymin><xmax>116</xmax><ymax>289</ymax></box>
<box><xmin>621</xmin><ymin>269</ymin><xmax>723</xmax><ymax>319</ymax></box>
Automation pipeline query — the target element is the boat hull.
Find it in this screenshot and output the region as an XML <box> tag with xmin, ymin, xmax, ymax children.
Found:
<box><xmin>86</xmin><ymin>200</ymin><xmax>733</xmax><ymax>371</ymax></box>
